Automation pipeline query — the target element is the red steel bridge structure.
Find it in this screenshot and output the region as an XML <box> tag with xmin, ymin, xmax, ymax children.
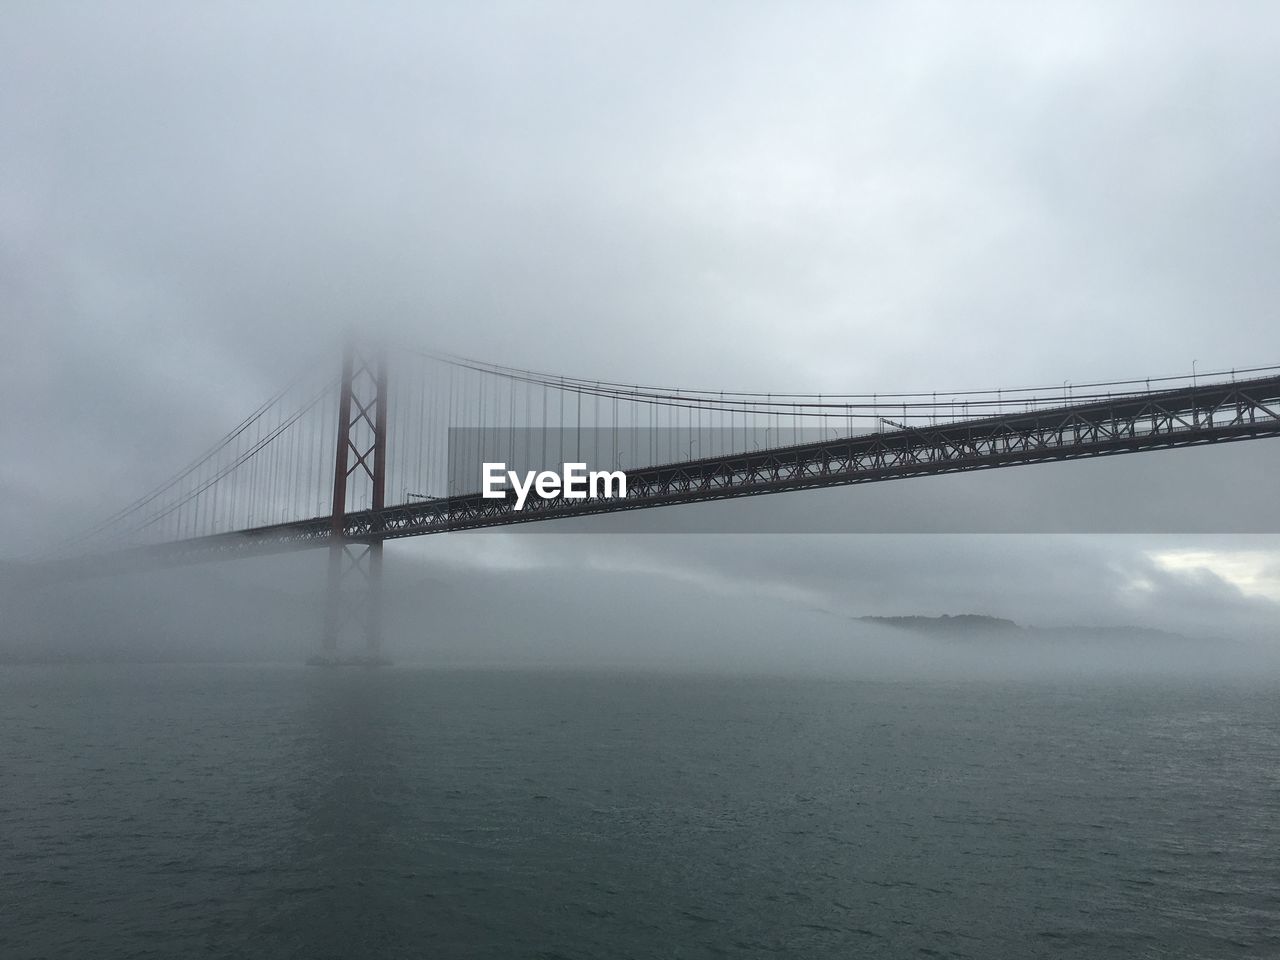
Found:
<box><xmin>38</xmin><ymin>343</ymin><xmax>1280</xmax><ymax>659</ymax></box>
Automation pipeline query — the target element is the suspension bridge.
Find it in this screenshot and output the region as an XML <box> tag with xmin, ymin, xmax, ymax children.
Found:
<box><xmin>35</xmin><ymin>342</ymin><xmax>1280</xmax><ymax>660</ymax></box>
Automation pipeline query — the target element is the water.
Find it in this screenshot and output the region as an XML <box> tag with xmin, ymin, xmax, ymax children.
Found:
<box><xmin>2</xmin><ymin>665</ymin><xmax>1278</xmax><ymax>959</ymax></box>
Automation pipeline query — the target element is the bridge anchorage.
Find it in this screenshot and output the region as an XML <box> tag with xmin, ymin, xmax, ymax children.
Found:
<box><xmin>39</xmin><ymin>342</ymin><xmax>1280</xmax><ymax>664</ymax></box>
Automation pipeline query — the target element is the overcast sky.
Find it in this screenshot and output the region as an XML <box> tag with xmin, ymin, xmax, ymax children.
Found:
<box><xmin>3</xmin><ymin>2</ymin><xmax>1279</xmax><ymax>650</ymax></box>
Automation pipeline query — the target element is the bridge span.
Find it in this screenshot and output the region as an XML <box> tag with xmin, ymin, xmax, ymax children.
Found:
<box><xmin>33</xmin><ymin>347</ymin><xmax>1280</xmax><ymax>655</ymax></box>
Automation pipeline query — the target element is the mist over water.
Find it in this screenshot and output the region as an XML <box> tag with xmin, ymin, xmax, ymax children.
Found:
<box><xmin>5</xmin><ymin>536</ymin><xmax>1279</xmax><ymax>683</ymax></box>
<box><xmin>4</xmin><ymin>664</ymin><xmax>1278</xmax><ymax>959</ymax></box>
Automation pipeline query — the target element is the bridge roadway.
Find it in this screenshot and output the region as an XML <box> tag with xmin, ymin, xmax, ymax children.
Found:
<box><xmin>57</xmin><ymin>371</ymin><xmax>1280</xmax><ymax>570</ymax></box>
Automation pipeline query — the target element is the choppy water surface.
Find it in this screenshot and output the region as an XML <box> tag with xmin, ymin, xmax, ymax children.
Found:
<box><xmin>2</xmin><ymin>665</ymin><xmax>1278</xmax><ymax>958</ymax></box>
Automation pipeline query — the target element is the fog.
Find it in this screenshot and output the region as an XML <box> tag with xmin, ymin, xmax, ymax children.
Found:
<box><xmin>3</xmin><ymin>2</ymin><xmax>1280</xmax><ymax>675</ymax></box>
<box><xmin>3</xmin><ymin>529</ymin><xmax>1277</xmax><ymax>680</ymax></box>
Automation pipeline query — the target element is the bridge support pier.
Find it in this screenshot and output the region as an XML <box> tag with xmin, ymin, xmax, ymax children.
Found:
<box><xmin>317</xmin><ymin>341</ymin><xmax>388</xmax><ymax>664</ymax></box>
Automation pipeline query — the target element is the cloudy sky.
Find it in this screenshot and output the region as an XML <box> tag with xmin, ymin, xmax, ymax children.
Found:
<box><xmin>4</xmin><ymin>2</ymin><xmax>1280</xmax><ymax>652</ymax></box>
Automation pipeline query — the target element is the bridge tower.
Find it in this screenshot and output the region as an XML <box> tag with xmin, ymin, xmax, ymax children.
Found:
<box><xmin>321</xmin><ymin>340</ymin><xmax>388</xmax><ymax>662</ymax></box>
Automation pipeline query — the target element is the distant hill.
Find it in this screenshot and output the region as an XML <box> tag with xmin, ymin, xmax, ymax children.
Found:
<box><xmin>857</xmin><ymin>614</ymin><xmax>1188</xmax><ymax>644</ymax></box>
<box><xmin>858</xmin><ymin>614</ymin><xmax>1022</xmax><ymax>635</ymax></box>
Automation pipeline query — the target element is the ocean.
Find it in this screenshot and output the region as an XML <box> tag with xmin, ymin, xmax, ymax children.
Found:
<box><xmin>3</xmin><ymin>664</ymin><xmax>1277</xmax><ymax>958</ymax></box>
